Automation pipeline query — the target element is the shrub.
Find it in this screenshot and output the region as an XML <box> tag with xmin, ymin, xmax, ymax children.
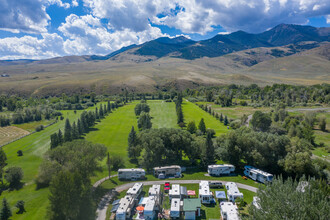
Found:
<box><xmin>15</xmin><ymin>200</ymin><xmax>25</xmax><ymax>214</ymax></box>
<box><xmin>111</xmin><ymin>156</ymin><xmax>125</xmax><ymax>171</ymax></box>
<box><xmin>5</xmin><ymin>167</ymin><xmax>23</xmax><ymax>188</ymax></box>
<box><xmin>35</xmin><ymin>125</ymin><xmax>44</xmax><ymax>132</ymax></box>
<box><xmin>17</xmin><ymin>150</ymin><xmax>23</xmax><ymax>157</ymax></box>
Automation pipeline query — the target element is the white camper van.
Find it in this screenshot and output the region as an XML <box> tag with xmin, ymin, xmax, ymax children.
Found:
<box><xmin>170</xmin><ymin>198</ymin><xmax>181</xmax><ymax>219</ymax></box>
<box><xmin>118</xmin><ymin>168</ymin><xmax>145</xmax><ymax>181</ymax></box>
<box><xmin>208</xmin><ymin>164</ymin><xmax>235</xmax><ymax>176</ymax></box>
<box><xmin>153</xmin><ymin>165</ymin><xmax>181</xmax><ymax>178</ymax></box>
<box><xmin>225</xmin><ymin>182</ymin><xmax>243</xmax><ymax>203</ymax></box>
<box><xmin>199</xmin><ymin>181</ymin><xmax>213</xmax><ymax>204</ymax></box>
<box><xmin>244</xmin><ymin>166</ymin><xmax>273</xmax><ymax>183</ymax></box>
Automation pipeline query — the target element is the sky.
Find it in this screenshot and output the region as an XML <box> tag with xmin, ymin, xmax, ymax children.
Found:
<box><xmin>0</xmin><ymin>0</ymin><xmax>329</xmax><ymax>60</ymax></box>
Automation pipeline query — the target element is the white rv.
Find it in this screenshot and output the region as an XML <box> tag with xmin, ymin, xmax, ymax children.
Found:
<box><xmin>148</xmin><ymin>184</ymin><xmax>161</xmax><ymax>198</ymax></box>
<box><xmin>169</xmin><ymin>184</ymin><xmax>181</xmax><ymax>200</ymax></box>
<box><xmin>115</xmin><ymin>195</ymin><xmax>135</xmax><ymax>220</ymax></box>
<box><xmin>118</xmin><ymin>168</ymin><xmax>145</xmax><ymax>181</ymax></box>
<box><xmin>198</xmin><ymin>181</ymin><xmax>213</xmax><ymax>204</ymax></box>
<box><xmin>208</xmin><ymin>164</ymin><xmax>235</xmax><ymax>176</ymax></box>
<box><xmin>220</xmin><ymin>202</ymin><xmax>240</xmax><ymax>220</ymax></box>
<box><xmin>153</xmin><ymin>165</ymin><xmax>181</xmax><ymax>178</ymax></box>
<box><xmin>244</xmin><ymin>166</ymin><xmax>273</xmax><ymax>183</ymax></box>
<box><xmin>225</xmin><ymin>182</ymin><xmax>243</xmax><ymax>202</ymax></box>
<box><xmin>127</xmin><ymin>182</ymin><xmax>143</xmax><ymax>199</ymax></box>
<box><xmin>144</xmin><ymin>196</ymin><xmax>157</xmax><ymax>220</ymax></box>
<box><xmin>170</xmin><ymin>198</ymin><xmax>181</xmax><ymax>219</ymax></box>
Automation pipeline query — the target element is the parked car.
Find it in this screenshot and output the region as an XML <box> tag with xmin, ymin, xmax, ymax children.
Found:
<box><xmin>158</xmin><ymin>173</ymin><xmax>165</xmax><ymax>179</ymax></box>
<box><xmin>164</xmin><ymin>182</ymin><xmax>170</xmax><ymax>193</ymax></box>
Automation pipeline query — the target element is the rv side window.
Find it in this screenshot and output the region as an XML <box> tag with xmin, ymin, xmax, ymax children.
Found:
<box><xmin>118</xmin><ymin>172</ymin><xmax>122</xmax><ymax>174</ymax></box>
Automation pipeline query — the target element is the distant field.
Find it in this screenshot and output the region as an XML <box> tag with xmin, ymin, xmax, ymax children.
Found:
<box><xmin>0</xmin><ymin>104</ymin><xmax>104</xmax><ymax>220</ymax></box>
<box><xmin>182</xmin><ymin>101</ymin><xmax>229</xmax><ymax>136</ymax></box>
<box><xmin>148</xmin><ymin>100</ymin><xmax>179</xmax><ymax>129</ymax></box>
<box><xmin>14</xmin><ymin>119</ymin><xmax>55</xmax><ymax>132</ymax></box>
<box><xmin>0</xmin><ymin>126</ymin><xmax>29</xmax><ymax>146</ymax></box>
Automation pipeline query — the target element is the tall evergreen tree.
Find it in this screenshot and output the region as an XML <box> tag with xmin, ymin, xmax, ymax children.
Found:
<box><xmin>95</xmin><ymin>107</ymin><xmax>99</xmax><ymax>120</ymax></box>
<box><xmin>50</xmin><ymin>133</ymin><xmax>59</xmax><ymax>149</ymax></box>
<box><xmin>220</xmin><ymin>113</ymin><xmax>223</xmax><ymax>122</ymax></box>
<box><xmin>72</xmin><ymin>122</ymin><xmax>79</xmax><ymax>140</ymax></box>
<box><xmin>224</xmin><ymin>115</ymin><xmax>229</xmax><ymax>126</ymax></box>
<box><xmin>107</xmin><ymin>101</ymin><xmax>111</xmax><ymax>112</ymax></box>
<box><xmin>127</xmin><ymin>126</ymin><xmax>138</xmax><ymax>159</ymax></box>
<box><xmin>77</xmin><ymin>119</ymin><xmax>83</xmax><ymax>135</ymax></box>
<box><xmin>204</xmin><ymin>130</ymin><xmax>215</xmax><ymax>164</ymax></box>
<box><xmin>0</xmin><ymin>198</ymin><xmax>11</xmax><ymax>220</ymax></box>
<box><xmin>103</xmin><ymin>104</ymin><xmax>107</xmax><ymax>114</ymax></box>
<box><xmin>57</xmin><ymin>129</ymin><xmax>63</xmax><ymax>145</ymax></box>
<box><xmin>177</xmin><ymin>105</ymin><xmax>184</xmax><ymax>124</ymax></box>
<box><xmin>64</xmin><ymin>119</ymin><xmax>72</xmax><ymax>142</ymax></box>
<box><xmin>198</xmin><ymin>118</ymin><xmax>206</xmax><ymax>134</ymax></box>
<box><xmin>0</xmin><ymin>149</ymin><xmax>7</xmax><ymax>185</ymax></box>
<box><xmin>186</xmin><ymin>121</ymin><xmax>197</xmax><ymax>134</ymax></box>
<box><xmin>99</xmin><ymin>105</ymin><xmax>104</xmax><ymax>118</ymax></box>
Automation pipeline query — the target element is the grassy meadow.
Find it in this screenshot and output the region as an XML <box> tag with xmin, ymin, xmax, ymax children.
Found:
<box><xmin>148</xmin><ymin>100</ymin><xmax>179</xmax><ymax>129</ymax></box>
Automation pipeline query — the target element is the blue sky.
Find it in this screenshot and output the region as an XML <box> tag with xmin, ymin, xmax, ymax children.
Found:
<box><xmin>0</xmin><ymin>0</ymin><xmax>329</xmax><ymax>60</ymax></box>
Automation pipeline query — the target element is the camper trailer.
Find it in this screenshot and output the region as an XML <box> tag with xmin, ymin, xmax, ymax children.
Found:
<box><xmin>153</xmin><ymin>165</ymin><xmax>181</xmax><ymax>178</ymax></box>
<box><xmin>220</xmin><ymin>202</ymin><xmax>240</xmax><ymax>220</ymax></box>
<box><xmin>208</xmin><ymin>164</ymin><xmax>235</xmax><ymax>176</ymax></box>
<box><xmin>127</xmin><ymin>183</ymin><xmax>143</xmax><ymax>199</ymax></box>
<box><xmin>169</xmin><ymin>184</ymin><xmax>181</xmax><ymax>200</ymax></box>
<box><xmin>144</xmin><ymin>196</ymin><xmax>157</xmax><ymax>220</ymax></box>
<box><xmin>115</xmin><ymin>195</ymin><xmax>135</xmax><ymax>220</ymax></box>
<box><xmin>148</xmin><ymin>185</ymin><xmax>161</xmax><ymax>198</ymax></box>
<box><xmin>118</xmin><ymin>168</ymin><xmax>145</xmax><ymax>181</ymax></box>
<box><xmin>198</xmin><ymin>181</ymin><xmax>213</xmax><ymax>204</ymax></box>
<box><xmin>225</xmin><ymin>182</ymin><xmax>243</xmax><ymax>202</ymax></box>
<box><xmin>244</xmin><ymin>166</ymin><xmax>273</xmax><ymax>183</ymax></box>
<box><xmin>170</xmin><ymin>198</ymin><xmax>181</xmax><ymax>219</ymax></box>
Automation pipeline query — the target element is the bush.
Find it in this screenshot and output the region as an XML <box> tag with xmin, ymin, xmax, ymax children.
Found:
<box><xmin>35</xmin><ymin>125</ymin><xmax>44</xmax><ymax>132</ymax></box>
<box><xmin>15</xmin><ymin>200</ymin><xmax>25</xmax><ymax>214</ymax></box>
<box><xmin>5</xmin><ymin>167</ymin><xmax>23</xmax><ymax>188</ymax></box>
<box><xmin>111</xmin><ymin>156</ymin><xmax>125</xmax><ymax>171</ymax></box>
<box><xmin>17</xmin><ymin>150</ymin><xmax>23</xmax><ymax>157</ymax></box>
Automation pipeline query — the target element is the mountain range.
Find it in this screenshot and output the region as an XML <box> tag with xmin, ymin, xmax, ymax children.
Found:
<box><xmin>0</xmin><ymin>24</ymin><xmax>329</xmax><ymax>96</ymax></box>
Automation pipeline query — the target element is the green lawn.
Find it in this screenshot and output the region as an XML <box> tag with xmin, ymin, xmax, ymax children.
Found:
<box><xmin>13</xmin><ymin>119</ymin><xmax>56</xmax><ymax>132</ymax></box>
<box><xmin>85</xmin><ymin>102</ymin><xmax>138</xmax><ymax>182</ymax></box>
<box><xmin>0</xmin><ymin>104</ymin><xmax>104</xmax><ymax>220</ymax></box>
<box><xmin>182</xmin><ymin>101</ymin><xmax>229</xmax><ymax>136</ymax></box>
<box><xmin>148</xmin><ymin>100</ymin><xmax>179</xmax><ymax>129</ymax></box>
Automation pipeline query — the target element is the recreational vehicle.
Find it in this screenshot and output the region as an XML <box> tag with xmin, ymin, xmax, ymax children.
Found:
<box><xmin>208</xmin><ymin>164</ymin><xmax>235</xmax><ymax>176</ymax></box>
<box><xmin>118</xmin><ymin>168</ymin><xmax>145</xmax><ymax>181</ymax></box>
<box><xmin>198</xmin><ymin>181</ymin><xmax>213</xmax><ymax>204</ymax></box>
<box><xmin>127</xmin><ymin>182</ymin><xmax>143</xmax><ymax>199</ymax></box>
<box><xmin>220</xmin><ymin>202</ymin><xmax>240</xmax><ymax>220</ymax></box>
<box><xmin>225</xmin><ymin>182</ymin><xmax>243</xmax><ymax>202</ymax></box>
<box><xmin>144</xmin><ymin>196</ymin><xmax>157</xmax><ymax>220</ymax></box>
<box><xmin>153</xmin><ymin>165</ymin><xmax>181</xmax><ymax>178</ymax></box>
<box><xmin>148</xmin><ymin>185</ymin><xmax>161</xmax><ymax>198</ymax></box>
<box><xmin>115</xmin><ymin>195</ymin><xmax>135</xmax><ymax>220</ymax></box>
<box><xmin>243</xmin><ymin>166</ymin><xmax>273</xmax><ymax>183</ymax></box>
<box><xmin>169</xmin><ymin>184</ymin><xmax>181</xmax><ymax>200</ymax></box>
<box><xmin>170</xmin><ymin>198</ymin><xmax>181</xmax><ymax>219</ymax></box>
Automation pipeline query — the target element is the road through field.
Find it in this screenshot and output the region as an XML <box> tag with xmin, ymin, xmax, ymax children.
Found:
<box><xmin>95</xmin><ymin>179</ymin><xmax>258</xmax><ymax>220</ymax></box>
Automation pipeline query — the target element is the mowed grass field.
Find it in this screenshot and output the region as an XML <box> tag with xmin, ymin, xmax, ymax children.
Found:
<box><xmin>0</xmin><ymin>126</ymin><xmax>30</xmax><ymax>146</ymax></box>
<box><xmin>182</xmin><ymin>101</ymin><xmax>228</xmax><ymax>136</ymax></box>
<box><xmin>0</xmin><ymin>104</ymin><xmax>104</xmax><ymax>220</ymax></box>
<box><xmin>148</xmin><ymin>100</ymin><xmax>179</xmax><ymax>129</ymax></box>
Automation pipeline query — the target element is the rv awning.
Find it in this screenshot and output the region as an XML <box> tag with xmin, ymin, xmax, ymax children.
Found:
<box><xmin>187</xmin><ymin>190</ymin><xmax>196</xmax><ymax>196</ymax></box>
<box><xmin>110</xmin><ymin>204</ymin><xmax>120</xmax><ymax>213</ymax></box>
<box><xmin>215</xmin><ymin>191</ymin><xmax>226</xmax><ymax>199</ymax></box>
<box><xmin>138</xmin><ymin>197</ymin><xmax>149</xmax><ymax>205</ymax></box>
<box><xmin>112</xmin><ymin>199</ymin><xmax>120</xmax><ymax>206</ymax></box>
<box><xmin>181</xmin><ymin>186</ymin><xmax>188</xmax><ymax>196</ymax></box>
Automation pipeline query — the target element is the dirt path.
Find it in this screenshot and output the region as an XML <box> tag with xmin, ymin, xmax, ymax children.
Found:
<box><xmin>95</xmin><ymin>179</ymin><xmax>258</xmax><ymax>220</ymax></box>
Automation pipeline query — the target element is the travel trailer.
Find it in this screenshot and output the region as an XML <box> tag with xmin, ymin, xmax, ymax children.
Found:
<box><xmin>170</xmin><ymin>198</ymin><xmax>181</xmax><ymax>219</ymax></box>
<box><xmin>127</xmin><ymin>183</ymin><xmax>143</xmax><ymax>199</ymax></box>
<box><xmin>144</xmin><ymin>196</ymin><xmax>157</xmax><ymax>220</ymax></box>
<box><xmin>198</xmin><ymin>181</ymin><xmax>213</xmax><ymax>204</ymax></box>
<box><xmin>115</xmin><ymin>195</ymin><xmax>135</xmax><ymax>220</ymax></box>
<box><xmin>118</xmin><ymin>168</ymin><xmax>145</xmax><ymax>181</ymax></box>
<box><xmin>243</xmin><ymin>166</ymin><xmax>273</xmax><ymax>183</ymax></box>
<box><xmin>169</xmin><ymin>184</ymin><xmax>181</xmax><ymax>200</ymax></box>
<box><xmin>208</xmin><ymin>164</ymin><xmax>235</xmax><ymax>176</ymax></box>
<box><xmin>225</xmin><ymin>182</ymin><xmax>243</xmax><ymax>202</ymax></box>
<box><xmin>153</xmin><ymin>165</ymin><xmax>181</xmax><ymax>178</ymax></box>
<box><xmin>220</xmin><ymin>202</ymin><xmax>240</xmax><ymax>220</ymax></box>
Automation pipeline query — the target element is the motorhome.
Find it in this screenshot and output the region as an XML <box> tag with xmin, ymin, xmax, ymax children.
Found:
<box><xmin>144</xmin><ymin>196</ymin><xmax>157</xmax><ymax>220</ymax></box>
<box><xmin>169</xmin><ymin>184</ymin><xmax>181</xmax><ymax>200</ymax></box>
<box><xmin>153</xmin><ymin>165</ymin><xmax>181</xmax><ymax>178</ymax></box>
<box><xmin>118</xmin><ymin>168</ymin><xmax>145</xmax><ymax>181</ymax></box>
<box><xmin>208</xmin><ymin>164</ymin><xmax>235</xmax><ymax>176</ymax></box>
<box><xmin>127</xmin><ymin>183</ymin><xmax>143</xmax><ymax>199</ymax></box>
<box><xmin>148</xmin><ymin>185</ymin><xmax>161</xmax><ymax>198</ymax></box>
<box><xmin>225</xmin><ymin>182</ymin><xmax>243</xmax><ymax>202</ymax></box>
<box><xmin>220</xmin><ymin>202</ymin><xmax>240</xmax><ymax>220</ymax></box>
<box><xmin>115</xmin><ymin>195</ymin><xmax>135</xmax><ymax>220</ymax></box>
<box><xmin>244</xmin><ymin>166</ymin><xmax>273</xmax><ymax>183</ymax></box>
<box><xmin>170</xmin><ymin>198</ymin><xmax>181</xmax><ymax>219</ymax></box>
<box><xmin>198</xmin><ymin>181</ymin><xmax>213</xmax><ymax>204</ymax></box>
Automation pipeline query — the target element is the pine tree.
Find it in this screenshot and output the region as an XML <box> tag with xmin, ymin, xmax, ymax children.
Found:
<box><xmin>107</xmin><ymin>101</ymin><xmax>111</xmax><ymax>113</ymax></box>
<box><xmin>57</xmin><ymin>129</ymin><xmax>63</xmax><ymax>145</ymax></box>
<box><xmin>0</xmin><ymin>198</ymin><xmax>12</xmax><ymax>220</ymax></box>
<box><xmin>204</xmin><ymin>130</ymin><xmax>215</xmax><ymax>164</ymax></box>
<box><xmin>99</xmin><ymin>105</ymin><xmax>104</xmax><ymax>118</ymax></box>
<box><xmin>95</xmin><ymin>107</ymin><xmax>99</xmax><ymax>120</ymax></box>
<box><xmin>187</xmin><ymin>121</ymin><xmax>197</xmax><ymax>134</ymax></box>
<box><xmin>64</xmin><ymin>119</ymin><xmax>72</xmax><ymax>142</ymax></box>
<box><xmin>198</xmin><ymin>118</ymin><xmax>206</xmax><ymax>134</ymax></box>
<box><xmin>177</xmin><ymin>105</ymin><xmax>184</xmax><ymax>124</ymax></box>
<box><xmin>127</xmin><ymin>126</ymin><xmax>138</xmax><ymax>159</ymax></box>
<box><xmin>220</xmin><ymin>113</ymin><xmax>223</xmax><ymax>122</ymax></box>
<box><xmin>103</xmin><ymin>104</ymin><xmax>107</xmax><ymax>114</ymax></box>
<box><xmin>72</xmin><ymin>122</ymin><xmax>79</xmax><ymax>140</ymax></box>
<box><xmin>50</xmin><ymin>133</ymin><xmax>59</xmax><ymax>149</ymax></box>
<box><xmin>77</xmin><ymin>119</ymin><xmax>83</xmax><ymax>135</ymax></box>
<box><xmin>224</xmin><ymin>115</ymin><xmax>228</xmax><ymax>126</ymax></box>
